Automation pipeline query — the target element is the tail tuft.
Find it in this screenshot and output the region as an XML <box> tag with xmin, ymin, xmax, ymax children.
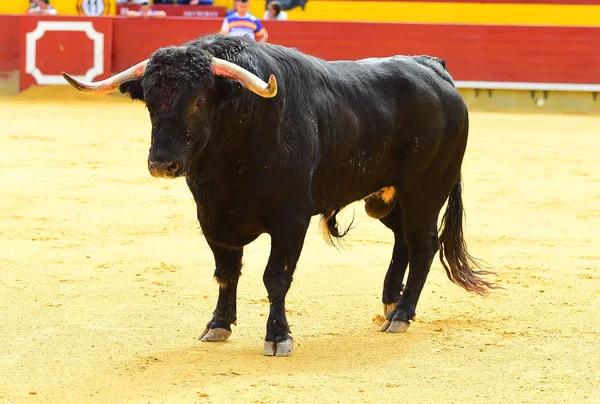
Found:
<box><xmin>320</xmin><ymin>209</ymin><xmax>355</xmax><ymax>247</ymax></box>
<box><xmin>439</xmin><ymin>175</ymin><xmax>500</xmax><ymax>295</ymax></box>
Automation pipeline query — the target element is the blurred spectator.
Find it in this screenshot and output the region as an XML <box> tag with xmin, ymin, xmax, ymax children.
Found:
<box><xmin>188</xmin><ymin>0</ymin><xmax>214</xmax><ymax>5</ymax></box>
<box><xmin>263</xmin><ymin>1</ymin><xmax>287</xmax><ymax>20</ymax></box>
<box><xmin>220</xmin><ymin>0</ymin><xmax>268</xmax><ymax>43</ymax></box>
<box><xmin>127</xmin><ymin>1</ymin><xmax>167</xmax><ymax>17</ymax></box>
<box><xmin>153</xmin><ymin>0</ymin><xmax>214</xmax><ymax>4</ymax></box>
<box><xmin>28</xmin><ymin>0</ymin><xmax>58</xmax><ymax>15</ymax></box>
<box><xmin>270</xmin><ymin>0</ymin><xmax>307</xmax><ymax>12</ymax></box>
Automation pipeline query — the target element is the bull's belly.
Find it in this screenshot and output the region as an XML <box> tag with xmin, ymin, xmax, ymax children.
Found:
<box><xmin>201</xmin><ymin>224</ymin><xmax>262</xmax><ymax>249</ymax></box>
<box><xmin>310</xmin><ymin>149</ymin><xmax>401</xmax><ymax>214</ymax></box>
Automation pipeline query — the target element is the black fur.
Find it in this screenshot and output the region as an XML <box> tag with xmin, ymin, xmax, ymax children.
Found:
<box><xmin>121</xmin><ymin>35</ymin><xmax>493</xmax><ymax>351</ymax></box>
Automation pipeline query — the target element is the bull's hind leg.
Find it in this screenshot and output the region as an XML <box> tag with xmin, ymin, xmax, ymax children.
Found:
<box><xmin>380</xmin><ymin>193</ymin><xmax>442</xmax><ymax>333</ymax></box>
<box><xmin>199</xmin><ymin>242</ymin><xmax>243</xmax><ymax>342</ymax></box>
<box><xmin>262</xmin><ymin>208</ymin><xmax>311</xmax><ymax>357</ymax></box>
<box><xmin>378</xmin><ymin>206</ymin><xmax>409</xmax><ymax>325</ymax></box>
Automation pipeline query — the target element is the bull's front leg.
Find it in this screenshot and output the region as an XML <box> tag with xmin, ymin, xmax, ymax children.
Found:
<box><xmin>262</xmin><ymin>214</ymin><xmax>310</xmax><ymax>357</ymax></box>
<box><xmin>199</xmin><ymin>241</ymin><xmax>243</xmax><ymax>342</ymax></box>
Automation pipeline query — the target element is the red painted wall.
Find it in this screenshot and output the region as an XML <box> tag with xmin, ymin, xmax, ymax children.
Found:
<box><xmin>0</xmin><ymin>15</ymin><xmax>20</xmax><ymax>70</ymax></box>
<box><xmin>3</xmin><ymin>15</ymin><xmax>600</xmax><ymax>88</ymax></box>
<box><xmin>19</xmin><ymin>16</ymin><xmax>113</xmax><ymax>91</ymax></box>
<box><xmin>112</xmin><ymin>17</ymin><xmax>221</xmax><ymax>71</ymax></box>
<box><xmin>112</xmin><ymin>19</ymin><xmax>600</xmax><ymax>85</ymax></box>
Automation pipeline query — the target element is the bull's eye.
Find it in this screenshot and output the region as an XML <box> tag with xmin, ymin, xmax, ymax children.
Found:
<box><xmin>196</xmin><ymin>96</ymin><xmax>206</xmax><ymax>108</ymax></box>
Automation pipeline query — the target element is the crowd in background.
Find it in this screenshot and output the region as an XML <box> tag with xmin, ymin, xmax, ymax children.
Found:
<box><xmin>29</xmin><ymin>0</ymin><xmax>289</xmax><ymax>41</ymax></box>
<box><xmin>119</xmin><ymin>0</ymin><xmax>213</xmax><ymax>5</ymax></box>
<box><xmin>123</xmin><ymin>1</ymin><xmax>167</xmax><ymax>17</ymax></box>
<box><xmin>118</xmin><ymin>0</ymin><xmax>288</xmax><ymax>22</ymax></box>
<box><xmin>27</xmin><ymin>0</ymin><xmax>57</xmax><ymax>15</ymax></box>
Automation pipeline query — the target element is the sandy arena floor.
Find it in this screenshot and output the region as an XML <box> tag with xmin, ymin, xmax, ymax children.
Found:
<box><xmin>1</xmin><ymin>88</ymin><xmax>599</xmax><ymax>403</ymax></box>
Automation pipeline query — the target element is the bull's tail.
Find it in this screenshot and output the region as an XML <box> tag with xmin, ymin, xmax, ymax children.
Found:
<box><xmin>321</xmin><ymin>209</ymin><xmax>355</xmax><ymax>247</ymax></box>
<box><xmin>439</xmin><ymin>175</ymin><xmax>498</xmax><ymax>295</ymax></box>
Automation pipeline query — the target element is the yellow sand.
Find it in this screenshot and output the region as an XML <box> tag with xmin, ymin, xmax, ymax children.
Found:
<box><xmin>1</xmin><ymin>88</ymin><xmax>599</xmax><ymax>402</ymax></box>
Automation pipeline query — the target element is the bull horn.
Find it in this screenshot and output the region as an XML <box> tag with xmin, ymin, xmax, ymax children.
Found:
<box><xmin>62</xmin><ymin>59</ymin><xmax>149</xmax><ymax>95</ymax></box>
<box><xmin>210</xmin><ymin>57</ymin><xmax>277</xmax><ymax>98</ymax></box>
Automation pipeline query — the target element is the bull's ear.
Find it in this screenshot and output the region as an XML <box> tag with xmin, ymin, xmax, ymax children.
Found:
<box><xmin>119</xmin><ymin>79</ymin><xmax>144</xmax><ymax>101</ymax></box>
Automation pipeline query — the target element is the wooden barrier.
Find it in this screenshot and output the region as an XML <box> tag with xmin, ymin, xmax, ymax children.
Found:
<box><xmin>111</xmin><ymin>19</ymin><xmax>600</xmax><ymax>90</ymax></box>
<box><xmin>0</xmin><ymin>15</ymin><xmax>20</xmax><ymax>71</ymax></box>
<box><xmin>18</xmin><ymin>16</ymin><xmax>113</xmax><ymax>91</ymax></box>
<box><xmin>111</xmin><ymin>17</ymin><xmax>221</xmax><ymax>72</ymax></box>
<box><xmin>1</xmin><ymin>15</ymin><xmax>599</xmax><ymax>92</ymax></box>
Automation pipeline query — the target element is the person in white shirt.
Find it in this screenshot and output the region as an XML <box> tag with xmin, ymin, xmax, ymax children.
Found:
<box><xmin>263</xmin><ymin>1</ymin><xmax>287</xmax><ymax>21</ymax></box>
<box><xmin>220</xmin><ymin>0</ymin><xmax>268</xmax><ymax>43</ymax></box>
<box><xmin>28</xmin><ymin>0</ymin><xmax>58</xmax><ymax>15</ymax></box>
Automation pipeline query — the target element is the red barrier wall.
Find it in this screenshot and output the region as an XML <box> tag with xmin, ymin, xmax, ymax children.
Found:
<box><xmin>3</xmin><ymin>15</ymin><xmax>600</xmax><ymax>90</ymax></box>
<box><xmin>112</xmin><ymin>19</ymin><xmax>600</xmax><ymax>86</ymax></box>
<box><xmin>0</xmin><ymin>15</ymin><xmax>20</xmax><ymax>70</ymax></box>
<box><xmin>112</xmin><ymin>17</ymin><xmax>221</xmax><ymax>70</ymax></box>
<box><xmin>19</xmin><ymin>16</ymin><xmax>113</xmax><ymax>91</ymax></box>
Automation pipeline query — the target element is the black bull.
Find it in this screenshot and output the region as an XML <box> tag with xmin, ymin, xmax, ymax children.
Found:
<box><xmin>63</xmin><ymin>35</ymin><xmax>496</xmax><ymax>356</ymax></box>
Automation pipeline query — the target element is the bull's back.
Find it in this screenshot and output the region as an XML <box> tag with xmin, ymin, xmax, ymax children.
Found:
<box><xmin>295</xmin><ymin>55</ymin><xmax>463</xmax><ymax>214</ymax></box>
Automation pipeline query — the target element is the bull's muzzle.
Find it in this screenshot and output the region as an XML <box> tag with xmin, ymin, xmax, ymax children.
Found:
<box><xmin>148</xmin><ymin>158</ymin><xmax>182</xmax><ymax>178</ymax></box>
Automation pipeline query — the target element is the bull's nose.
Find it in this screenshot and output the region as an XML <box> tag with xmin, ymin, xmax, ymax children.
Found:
<box><xmin>148</xmin><ymin>159</ymin><xmax>180</xmax><ymax>178</ymax></box>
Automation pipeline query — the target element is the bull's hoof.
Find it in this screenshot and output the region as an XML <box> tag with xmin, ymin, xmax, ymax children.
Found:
<box><xmin>388</xmin><ymin>320</ymin><xmax>411</xmax><ymax>333</ymax></box>
<box><xmin>263</xmin><ymin>338</ymin><xmax>293</xmax><ymax>357</ymax></box>
<box><xmin>383</xmin><ymin>302</ymin><xmax>398</xmax><ymax>317</ymax></box>
<box><xmin>199</xmin><ymin>327</ymin><xmax>232</xmax><ymax>342</ymax></box>
<box><xmin>379</xmin><ymin>319</ymin><xmax>411</xmax><ymax>333</ymax></box>
<box><xmin>379</xmin><ymin>302</ymin><xmax>400</xmax><ymax>331</ymax></box>
<box><xmin>379</xmin><ymin>303</ymin><xmax>412</xmax><ymax>333</ymax></box>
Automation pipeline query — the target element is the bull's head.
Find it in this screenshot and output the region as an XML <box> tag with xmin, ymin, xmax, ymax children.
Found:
<box><xmin>62</xmin><ymin>46</ymin><xmax>277</xmax><ymax>179</ymax></box>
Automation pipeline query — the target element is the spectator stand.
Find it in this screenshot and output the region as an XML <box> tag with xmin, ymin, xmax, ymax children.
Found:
<box><xmin>116</xmin><ymin>3</ymin><xmax>226</xmax><ymax>17</ymax></box>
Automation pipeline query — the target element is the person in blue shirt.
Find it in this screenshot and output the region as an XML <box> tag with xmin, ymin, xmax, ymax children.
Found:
<box><xmin>220</xmin><ymin>0</ymin><xmax>268</xmax><ymax>43</ymax></box>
